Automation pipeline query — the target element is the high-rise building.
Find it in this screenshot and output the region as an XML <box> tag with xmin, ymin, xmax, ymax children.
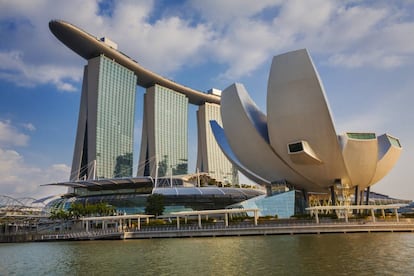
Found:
<box><xmin>138</xmin><ymin>84</ymin><xmax>189</xmax><ymax>178</ymax></box>
<box><xmin>197</xmin><ymin>95</ymin><xmax>239</xmax><ymax>185</ymax></box>
<box><xmin>71</xmin><ymin>55</ymin><xmax>137</xmax><ymax>180</ymax></box>
<box><xmin>50</xmin><ymin>20</ymin><xmax>236</xmax><ymax>186</ymax></box>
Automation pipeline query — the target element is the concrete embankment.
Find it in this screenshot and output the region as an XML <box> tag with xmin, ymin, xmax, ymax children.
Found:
<box><xmin>0</xmin><ymin>233</ymin><xmax>42</xmax><ymax>243</ymax></box>
<box><xmin>123</xmin><ymin>222</ymin><xmax>414</xmax><ymax>239</ymax></box>
<box><xmin>2</xmin><ymin>221</ymin><xmax>414</xmax><ymax>242</ymax></box>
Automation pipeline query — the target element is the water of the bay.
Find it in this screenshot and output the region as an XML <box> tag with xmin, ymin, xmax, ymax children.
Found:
<box><xmin>1</xmin><ymin>233</ymin><xmax>413</xmax><ymax>275</ymax></box>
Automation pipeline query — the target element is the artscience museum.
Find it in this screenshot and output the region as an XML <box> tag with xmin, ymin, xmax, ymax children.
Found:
<box><xmin>211</xmin><ymin>49</ymin><xmax>402</xmax><ymax>206</ymax></box>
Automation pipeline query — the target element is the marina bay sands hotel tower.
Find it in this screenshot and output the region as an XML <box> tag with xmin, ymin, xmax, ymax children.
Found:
<box><xmin>49</xmin><ymin>20</ymin><xmax>238</xmax><ymax>184</ymax></box>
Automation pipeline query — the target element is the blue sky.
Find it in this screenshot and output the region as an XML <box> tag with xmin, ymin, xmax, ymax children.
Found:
<box><xmin>0</xmin><ymin>0</ymin><xmax>414</xmax><ymax>200</ymax></box>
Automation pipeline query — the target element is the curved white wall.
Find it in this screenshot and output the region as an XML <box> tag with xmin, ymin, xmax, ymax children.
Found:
<box><xmin>210</xmin><ymin>120</ymin><xmax>271</xmax><ymax>186</ymax></box>
<box><xmin>369</xmin><ymin>134</ymin><xmax>402</xmax><ymax>185</ymax></box>
<box><xmin>266</xmin><ymin>49</ymin><xmax>350</xmax><ymax>189</ymax></box>
<box><xmin>339</xmin><ymin>134</ymin><xmax>378</xmax><ymax>189</ymax></box>
<box><xmin>220</xmin><ymin>83</ymin><xmax>322</xmax><ymax>192</ymax></box>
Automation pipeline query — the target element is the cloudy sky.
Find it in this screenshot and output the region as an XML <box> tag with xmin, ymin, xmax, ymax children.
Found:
<box><xmin>0</xmin><ymin>0</ymin><xmax>413</xmax><ymax>200</ymax></box>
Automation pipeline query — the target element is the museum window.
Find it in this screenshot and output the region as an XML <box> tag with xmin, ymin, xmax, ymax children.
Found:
<box><xmin>288</xmin><ymin>142</ymin><xmax>303</xmax><ymax>153</ymax></box>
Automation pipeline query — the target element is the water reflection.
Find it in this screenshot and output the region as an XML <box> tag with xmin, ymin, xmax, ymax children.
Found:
<box><xmin>1</xmin><ymin>233</ymin><xmax>414</xmax><ymax>275</ymax></box>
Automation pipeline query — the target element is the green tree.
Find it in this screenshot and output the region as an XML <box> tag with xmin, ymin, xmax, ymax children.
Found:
<box><xmin>145</xmin><ymin>194</ymin><xmax>165</xmax><ymax>217</ymax></box>
<box><xmin>49</xmin><ymin>209</ymin><xmax>70</xmax><ymax>220</ymax></box>
<box><xmin>68</xmin><ymin>202</ymin><xmax>116</xmax><ymax>218</ymax></box>
<box><xmin>68</xmin><ymin>203</ymin><xmax>85</xmax><ymax>219</ymax></box>
<box><xmin>94</xmin><ymin>202</ymin><xmax>115</xmax><ymax>216</ymax></box>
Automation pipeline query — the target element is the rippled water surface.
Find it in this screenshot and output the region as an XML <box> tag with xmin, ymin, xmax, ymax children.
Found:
<box><xmin>1</xmin><ymin>233</ymin><xmax>414</xmax><ymax>275</ymax></box>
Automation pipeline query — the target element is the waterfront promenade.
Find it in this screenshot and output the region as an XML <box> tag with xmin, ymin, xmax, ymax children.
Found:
<box><xmin>124</xmin><ymin>220</ymin><xmax>414</xmax><ymax>239</ymax></box>
<box><xmin>7</xmin><ymin>218</ymin><xmax>413</xmax><ymax>242</ymax></box>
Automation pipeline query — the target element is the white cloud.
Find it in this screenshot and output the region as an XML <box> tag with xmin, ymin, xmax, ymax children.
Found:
<box><xmin>308</xmin><ymin>4</ymin><xmax>414</xmax><ymax>69</ymax></box>
<box><xmin>210</xmin><ymin>20</ymin><xmax>278</xmax><ymax>79</ymax></box>
<box><xmin>0</xmin><ymin>121</ymin><xmax>67</xmax><ymax>198</ymax></box>
<box><xmin>0</xmin><ymin>147</ymin><xmax>69</xmax><ymax>198</ymax></box>
<box><xmin>0</xmin><ymin>50</ymin><xmax>81</xmax><ymax>91</ymax></box>
<box><xmin>109</xmin><ymin>0</ymin><xmax>153</xmax><ymax>29</ymax></box>
<box><xmin>328</xmin><ymin>51</ymin><xmax>404</xmax><ymax>69</ymax></box>
<box><xmin>0</xmin><ymin>120</ymin><xmax>30</xmax><ymax>147</ymax></box>
<box><xmin>1</xmin><ymin>0</ymin><xmax>414</xmax><ymax>88</ymax></box>
<box><xmin>190</xmin><ymin>0</ymin><xmax>280</xmax><ymax>25</ymax></box>
<box><xmin>0</xmin><ymin>0</ymin><xmax>212</xmax><ymax>87</ymax></box>
<box><xmin>21</xmin><ymin>123</ymin><xmax>36</xmax><ymax>132</ymax></box>
<box><xmin>115</xmin><ymin>16</ymin><xmax>213</xmax><ymax>74</ymax></box>
<box><xmin>273</xmin><ymin>0</ymin><xmax>334</xmax><ymax>34</ymax></box>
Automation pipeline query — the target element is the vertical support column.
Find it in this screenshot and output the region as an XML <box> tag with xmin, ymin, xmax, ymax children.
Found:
<box><xmin>365</xmin><ymin>186</ymin><xmax>370</xmax><ymax>205</ymax></box>
<box><xmin>370</xmin><ymin>209</ymin><xmax>376</xmax><ymax>223</ymax></box>
<box><xmin>354</xmin><ymin>186</ymin><xmax>359</xmax><ymax>205</ymax></box>
<box><xmin>345</xmin><ymin>209</ymin><xmax>349</xmax><ymax>223</ymax></box>
<box><xmin>176</xmin><ymin>216</ymin><xmax>180</xmax><ymax>230</ymax></box>
<box><xmin>354</xmin><ymin>186</ymin><xmax>359</xmax><ymax>215</ymax></box>
<box><xmin>330</xmin><ymin>186</ymin><xmax>336</xmax><ymax>205</ymax></box>
<box><xmin>302</xmin><ymin>189</ymin><xmax>309</xmax><ymax>208</ymax></box>
<box><xmin>381</xmin><ymin>209</ymin><xmax>386</xmax><ymax>219</ymax></box>
<box><xmin>359</xmin><ymin>191</ymin><xmax>364</xmax><ymax>206</ymax></box>
<box><xmin>225</xmin><ymin>213</ymin><xmax>229</xmax><ymax>227</ymax></box>
<box><xmin>198</xmin><ymin>214</ymin><xmax>202</xmax><ymax>228</ymax></box>
<box><xmin>359</xmin><ymin>191</ymin><xmax>364</xmax><ymax>214</ymax></box>
<box><xmin>315</xmin><ymin>210</ymin><xmax>319</xmax><ymax>224</ymax></box>
<box><xmin>86</xmin><ymin>221</ymin><xmax>89</xmax><ymax>232</ymax></box>
<box><xmin>138</xmin><ymin>218</ymin><xmax>141</xmax><ymax>230</ymax></box>
<box><xmin>146</xmin><ymin>217</ymin><xmax>149</xmax><ymax>224</ymax></box>
<box><xmin>266</xmin><ymin>184</ymin><xmax>272</xmax><ymax>196</ymax></box>
<box><xmin>254</xmin><ymin>210</ymin><xmax>258</xmax><ymax>226</ymax></box>
<box><xmin>395</xmin><ymin>209</ymin><xmax>399</xmax><ymax>222</ymax></box>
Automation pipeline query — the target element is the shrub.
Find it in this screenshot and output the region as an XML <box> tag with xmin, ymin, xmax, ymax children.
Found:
<box><xmin>145</xmin><ymin>194</ymin><xmax>165</xmax><ymax>217</ymax></box>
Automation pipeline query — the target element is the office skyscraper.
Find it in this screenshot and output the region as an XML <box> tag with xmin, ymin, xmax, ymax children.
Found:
<box><xmin>138</xmin><ymin>85</ymin><xmax>189</xmax><ymax>178</ymax></box>
<box><xmin>71</xmin><ymin>55</ymin><xmax>137</xmax><ymax>180</ymax></box>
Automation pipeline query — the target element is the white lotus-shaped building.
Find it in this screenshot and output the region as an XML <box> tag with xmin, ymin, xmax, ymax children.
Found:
<box><xmin>211</xmin><ymin>49</ymin><xmax>402</xmax><ymax>195</ymax></box>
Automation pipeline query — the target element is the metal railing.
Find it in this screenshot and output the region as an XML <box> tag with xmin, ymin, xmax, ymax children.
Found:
<box><xmin>3</xmin><ymin>217</ymin><xmax>413</xmax><ymax>241</ymax></box>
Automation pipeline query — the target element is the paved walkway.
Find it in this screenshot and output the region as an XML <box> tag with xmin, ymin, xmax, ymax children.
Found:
<box><xmin>32</xmin><ymin>219</ymin><xmax>414</xmax><ymax>241</ymax></box>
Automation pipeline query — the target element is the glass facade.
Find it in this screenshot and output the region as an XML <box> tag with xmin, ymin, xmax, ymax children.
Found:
<box><xmin>72</xmin><ymin>55</ymin><xmax>137</xmax><ymax>180</ymax></box>
<box><xmin>46</xmin><ymin>187</ymin><xmax>263</xmax><ymax>215</ymax></box>
<box><xmin>387</xmin><ymin>135</ymin><xmax>401</xmax><ymax>148</ymax></box>
<box><xmin>235</xmin><ymin>190</ymin><xmax>297</xmax><ymax>218</ymax></box>
<box><xmin>197</xmin><ymin>103</ymin><xmax>238</xmax><ymax>184</ymax></box>
<box><xmin>347</xmin><ymin>133</ymin><xmax>376</xmax><ymax>140</ymax></box>
<box><xmin>139</xmin><ymin>85</ymin><xmax>188</xmax><ymax>178</ymax></box>
<box><xmin>95</xmin><ymin>55</ymin><xmax>136</xmax><ymax>178</ymax></box>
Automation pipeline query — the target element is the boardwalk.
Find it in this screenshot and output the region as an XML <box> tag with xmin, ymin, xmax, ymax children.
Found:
<box><xmin>33</xmin><ymin>219</ymin><xmax>414</xmax><ymax>241</ymax></box>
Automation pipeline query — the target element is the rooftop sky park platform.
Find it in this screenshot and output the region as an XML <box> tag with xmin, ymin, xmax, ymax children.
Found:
<box><xmin>49</xmin><ymin>20</ymin><xmax>220</xmax><ymax>106</ymax></box>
